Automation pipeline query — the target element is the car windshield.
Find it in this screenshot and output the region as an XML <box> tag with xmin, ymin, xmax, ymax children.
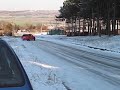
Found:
<box><xmin>0</xmin><ymin>43</ymin><xmax>24</xmax><ymax>87</ymax></box>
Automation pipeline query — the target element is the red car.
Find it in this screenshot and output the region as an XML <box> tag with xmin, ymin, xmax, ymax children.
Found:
<box><xmin>21</xmin><ymin>34</ymin><xmax>35</xmax><ymax>41</ymax></box>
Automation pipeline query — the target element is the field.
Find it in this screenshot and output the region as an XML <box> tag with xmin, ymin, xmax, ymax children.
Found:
<box><xmin>0</xmin><ymin>10</ymin><xmax>59</xmax><ymax>26</ymax></box>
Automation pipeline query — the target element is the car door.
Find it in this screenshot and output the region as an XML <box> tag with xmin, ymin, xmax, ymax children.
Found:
<box><xmin>0</xmin><ymin>40</ymin><xmax>33</xmax><ymax>90</ymax></box>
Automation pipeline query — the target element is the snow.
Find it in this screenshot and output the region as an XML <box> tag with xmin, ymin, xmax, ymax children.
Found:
<box><xmin>2</xmin><ymin>37</ymin><xmax>66</xmax><ymax>90</ymax></box>
<box><xmin>36</xmin><ymin>35</ymin><xmax>120</xmax><ymax>58</ymax></box>
<box><xmin>1</xmin><ymin>35</ymin><xmax>120</xmax><ymax>90</ymax></box>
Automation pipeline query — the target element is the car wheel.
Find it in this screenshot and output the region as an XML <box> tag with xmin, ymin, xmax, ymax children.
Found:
<box><xmin>33</xmin><ymin>38</ymin><xmax>35</xmax><ymax>41</ymax></box>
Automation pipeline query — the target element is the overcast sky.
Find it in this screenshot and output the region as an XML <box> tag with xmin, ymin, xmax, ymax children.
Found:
<box><xmin>0</xmin><ymin>0</ymin><xmax>64</xmax><ymax>11</ymax></box>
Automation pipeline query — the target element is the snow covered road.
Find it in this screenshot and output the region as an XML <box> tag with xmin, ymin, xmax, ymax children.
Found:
<box><xmin>2</xmin><ymin>36</ymin><xmax>120</xmax><ymax>90</ymax></box>
<box><xmin>32</xmin><ymin>40</ymin><xmax>120</xmax><ymax>87</ymax></box>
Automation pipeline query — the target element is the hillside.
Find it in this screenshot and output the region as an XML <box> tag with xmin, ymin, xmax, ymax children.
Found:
<box><xmin>0</xmin><ymin>10</ymin><xmax>59</xmax><ymax>17</ymax></box>
<box><xmin>0</xmin><ymin>10</ymin><xmax>59</xmax><ymax>25</ymax></box>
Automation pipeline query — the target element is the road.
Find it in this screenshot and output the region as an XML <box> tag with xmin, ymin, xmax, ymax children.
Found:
<box><xmin>30</xmin><ymin>39</ymin><xmax>120</xmax><ymax>89</ymax></box>
<box><xmin>5</xmin><ymin>37</ymin><xmax>120</xmax><ymax>90</ymax></box>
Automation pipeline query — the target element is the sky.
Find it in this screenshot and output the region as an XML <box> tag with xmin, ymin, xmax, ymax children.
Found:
<box><xmin>0</xmin><ymin>0</ymin><xmax>64</xmax><ymax>11</ymax></box>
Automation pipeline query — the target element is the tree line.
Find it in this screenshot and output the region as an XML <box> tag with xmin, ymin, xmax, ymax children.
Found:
<box><xmin>0</xmin><ymin>21</ymin><xmax>48</xmax><ymax>36</ymax></box>
<box><xmin>58</xmin><ymin>0</ymin><xmax>120</xmax><ymax>36</ymax></box>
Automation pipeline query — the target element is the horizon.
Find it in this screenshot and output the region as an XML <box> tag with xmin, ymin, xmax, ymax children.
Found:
<box><xmin>0</xmin><ymin>10</ymin><xmax>59</xmax><ymax>11</ymax></box>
